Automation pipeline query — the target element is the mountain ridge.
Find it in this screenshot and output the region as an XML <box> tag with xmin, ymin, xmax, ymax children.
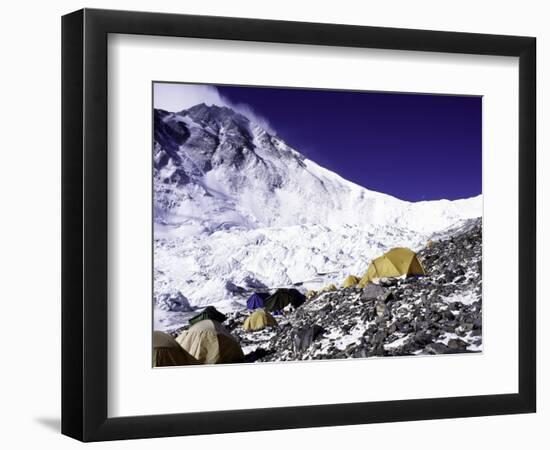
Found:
<box><xmin>153</xmin><ymin>104</ymin><xmax>481</xmax><ymax>238</ymax></box>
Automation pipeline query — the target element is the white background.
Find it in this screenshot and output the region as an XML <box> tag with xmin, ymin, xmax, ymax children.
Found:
<box><xmin>109</xmin><ymin>35</ymin><xmax>518</xmax><ymax>417</ymax></box>
<box><xmin>0</xmin><ymin>0</ymin><xmax>547</xmax><ymax>448</ymax></box>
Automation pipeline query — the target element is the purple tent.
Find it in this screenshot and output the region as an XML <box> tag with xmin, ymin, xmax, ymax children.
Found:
<box><xmin>246</xmin><ymin>292</ymin><xmax>270</xmax><ymax>310</ymax></box>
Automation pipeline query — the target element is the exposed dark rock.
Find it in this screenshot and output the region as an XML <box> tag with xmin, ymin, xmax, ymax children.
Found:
<box><xmin>293</xmin><ymin>325</ymin><xmax>326</xmax><ymax>353</ymax></box>
<box><xmin>243</xmin><ymin>348</ymin><xmax>272</xmax><ymax>363</ymax></box>
<box><xmin>447</xmin><ymin>338</ymin><xmax>469</xmax><ymax>350</ymax></box>
<box><xmin>224</xmin><ymin>218</ymin><xmax>482</xmax><ymax>362</ymax></box>
<box><xmin>362</xmin><ymin>284</ymin><xmax>386</xmax><ymax>300</ymax></box>
<box><xmin>424</xmin><ymin>342</ymin><xmax>452</xmax><ymax>354</ymax></box>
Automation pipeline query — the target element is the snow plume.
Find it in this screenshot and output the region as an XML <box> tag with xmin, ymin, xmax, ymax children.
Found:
<box><xmin>224</xmin><ymin>100</ymin><xmax>276</xmax><ymax>135</ymax></box>
<box><xmin>153</xmin><ymin>82</ymin><xmax>276</xmax><ymax>134</ymax></box>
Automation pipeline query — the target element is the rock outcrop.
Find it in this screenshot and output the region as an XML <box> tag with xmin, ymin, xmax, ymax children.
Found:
<box><xmin>222</xmin><ymin>217</ymin><xmax>482</xmax><ymax>361</ymax></box>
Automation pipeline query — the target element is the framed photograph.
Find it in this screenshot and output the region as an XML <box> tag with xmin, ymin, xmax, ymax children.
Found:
<box><xmin>62</xmin><ymin>8</ymin><xmax>536</xmax><ymax>442</ymax></box>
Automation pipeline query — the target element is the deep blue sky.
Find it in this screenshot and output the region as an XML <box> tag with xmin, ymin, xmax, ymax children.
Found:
<box><xmin>216</xmin><ymin>85</ymin><xmax>481</xmax><ymax>202</ymax></box>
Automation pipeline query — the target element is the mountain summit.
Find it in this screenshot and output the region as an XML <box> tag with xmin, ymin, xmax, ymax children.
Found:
<box><xmin>154</xmin><ymin>104</ymin><xmax>481</xmax><ymax>237</ymax></box>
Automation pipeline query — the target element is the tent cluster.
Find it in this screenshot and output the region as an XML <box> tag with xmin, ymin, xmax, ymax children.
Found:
<box><xmin>276</xmin><ymin>248</ymin><xmax>424</xmax><ymax>307</ymax></box>
<box><xmin>154</xmin><ymin>305</ymin><xmax>244</xmax><ymax>366</ymax></box>
<box><xmin>245</xmin><ymin>288</ymin><xmax>306</xmax><ymax>312</ymax></box>
<box><xmin>241</xmin><ymin>288</ymin><xmax>308</xmax><ymax>333</ymax></box>
<box><xmin>153</xmin><ymin>287</ymin><xmax>310</xmax><ymax>367</ymax></box>
<box><xmin>337</xmin><ymin>248</ymin><xmax>426</xmax><ymax>290</ymax></box>
<box><xmin>154</xmin><ymin>248</ymin><xmax>425</xmax><ymax>367</ymax></box>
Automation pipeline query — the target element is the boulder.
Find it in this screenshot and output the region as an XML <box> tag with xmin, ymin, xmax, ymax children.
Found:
<box><xmin>362</xmin><ymin>283</ymin><xmax>386</xmax><ymax>299</ymax></box>
<box><xmin>293</xmin><ymin>325</ymin><xmax>326</xmax><ymax>353</ymax></box>
<box><xmin>155</xmin><ymin>291</ymin><xmax>193</xmax><ymax>312</ymax></box>
<box><xmin>447</xmin><ymin>338</ymin><xmax>469</xmax><ymax>350</ymax></box>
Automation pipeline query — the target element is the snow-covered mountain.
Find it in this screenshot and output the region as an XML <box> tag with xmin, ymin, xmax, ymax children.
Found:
<box><xmin>153</xmin><ymin>103</ymin><xmax>481</xmax><ymax>331</ymax></box>
<box><xmin>154</xmin><ymin>104</ymin><xmax>481</xmax><ymax>235</ymax></box>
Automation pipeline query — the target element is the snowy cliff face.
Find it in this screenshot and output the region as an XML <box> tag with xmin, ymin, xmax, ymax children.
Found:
<box><xmin>153</xmin><ymin>103</ymin><xmax>481</xmax><ymax>329</ymax></box>
<box><xmin>154</xmin><ymin>104</ymin><xmax>481</xmax><ymax>235</ymax></box>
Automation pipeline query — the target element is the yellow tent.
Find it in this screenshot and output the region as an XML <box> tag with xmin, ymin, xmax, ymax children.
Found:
<box><xmin>153</xmin><ymin>331</ymin><xmax>200</xmax><ymax>367</ymax></box>
<box><xmin>342</xmin><ymin>275</ymin><xmax>360</xmax><ymax>288</ymax></box>
<box><xmin>306</xmin><ymin>289</ymin><xmax>317</xmax><ymax>299</ymax></box>
<box><xmin>320</xmin><ymin>284</ymin><xmax>337</xmax><ymax>293</ymax></box>
<box><xmin>243</xmin><ymin>309</ymin><xmax>278</xmax><ymax>331</ymax></box>
<box><xmin>176</xmin><ymin>320</ymin><xmax>244</xmax><ymax>365</ymax></box>
<box><xmin>358</xmin><ymin>247</ymin><xmax>426</xmax><ymax>288</ymax></box>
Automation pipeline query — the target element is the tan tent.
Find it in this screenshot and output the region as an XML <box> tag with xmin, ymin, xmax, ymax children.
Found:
<box><xmin>243</xmin><ymin>309</ymin><xmax>278</xmax><ymax>332</ymax></box>
<box><xmin>342</xmin><ymin>275</ymin><xmax>360</xmax><ymax>288</ymax></box>
<box><xmin>306</xmin><ymin>289</ymin><xmax>317</xmax><ymax>300</ymax></box>
<box><xmin>358</xmin><ymin>247</ymin><xmax>426</xmax><ymax>288</ymax></box>
<box><xmin>176</xmin><ymin>320</ymin><xmax>244</xmax><ymax>365</ymax></box>
<box><xmin>153</xmin><ymin>331</ymin><xmax>199</xmax><ymax>367</ymax></box>
<box><xmin>320</xmin><ymin>283</ymin><xmax>337</xmax><ymax>293</ymax></box>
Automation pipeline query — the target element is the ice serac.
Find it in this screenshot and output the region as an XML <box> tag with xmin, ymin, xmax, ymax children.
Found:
<box><xmin>153</xmin><ymin>103</ymin><xmax>482</xmax><ymax>324</ymax></box>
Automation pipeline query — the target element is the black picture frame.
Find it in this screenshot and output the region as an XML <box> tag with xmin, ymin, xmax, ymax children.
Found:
<box><xmin>62</xmin><ymin>8</ymin><xmax>536</xmax><ymax>442</ymax></box>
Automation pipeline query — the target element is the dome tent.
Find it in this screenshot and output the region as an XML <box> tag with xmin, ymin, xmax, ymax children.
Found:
<box><xmin>342</xmin><ymin>275</ymin><xmax>360</xmax><ymax>288</ymax></box>
<box><xmin>153</xmin><ymin>331</ymin><xmax>199</xmax><ymax>367</ymax></box>
<box><xmin>264</xmin><ymin>288</ymin><xmax>306</xmax><ymax>312</ymax></box>
<box><xmin>243</xmin><ymin>309</ymin><xmax>278</xmax><ymax>331</ymax></box>
<box><xmin>358</xmin><ymin>247</ymin><xmax>426</xmax><ymax>287</ymax></box>
<box><xmin>246</xmin><ymin>292</ymin><xmax>270</xmax><ymax>310</ymax></box>
<box><xmin>320</xmin><ymin>284</ymin><xmax>337</xmax><ymax>293</ymax></box>
<box><xmin>188</xmin><ymin>306</ymin><xmax>227</xmax><ymax>326</ymax></box>
<box><xmin>306</xmin><ymin>289</ymin><xmax>317</xmax><ymax>300</ymax></box>
<box><xmin>176</xmin><ymin>320</ymin><xmax>244</xmax><ymax>365</ymax></box>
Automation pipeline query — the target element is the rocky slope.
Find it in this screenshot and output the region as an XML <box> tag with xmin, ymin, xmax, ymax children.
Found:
<box><xmin>171</xmin><ymin>217</ymin><xmax>482</xmax><ymax>360</ymax></box>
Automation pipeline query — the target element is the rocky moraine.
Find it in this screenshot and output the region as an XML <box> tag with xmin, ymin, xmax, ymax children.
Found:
<box><xmin>171</xmin><ymin>217</ymin><xmax>482</xmax><ymax>362</ymax></box>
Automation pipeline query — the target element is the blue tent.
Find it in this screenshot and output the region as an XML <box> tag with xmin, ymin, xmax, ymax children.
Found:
<box><xmin>246</xmin><ymin>292</ymin><xmax>270</xmax><ymax>310</ymax></box>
